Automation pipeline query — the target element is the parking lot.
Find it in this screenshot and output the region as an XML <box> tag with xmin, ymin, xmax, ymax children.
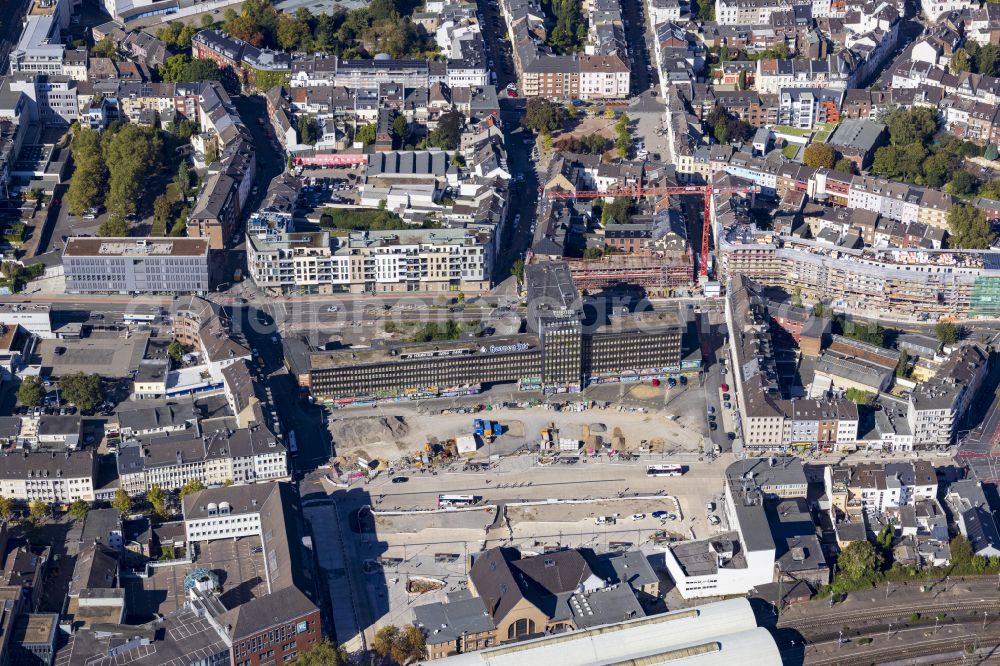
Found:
<box><xmin>124</xmin><ymin>537</ymin><xmax>267</xmax><ymax>621</ymax></box>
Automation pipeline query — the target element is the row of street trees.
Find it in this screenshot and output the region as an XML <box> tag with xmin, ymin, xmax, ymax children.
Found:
<box><xmin>66</xmin><ymin>124</ymin><xmax>164</xmax><ymax>236</ymax></box>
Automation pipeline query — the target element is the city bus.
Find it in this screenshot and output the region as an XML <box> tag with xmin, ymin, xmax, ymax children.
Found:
<box><xmin>646</xmin><ymin>464</ymin><xmax>684</xmax><ymax>477</ymax></box>
<box><xmin>123</xmin><ymin>313</ymin><xmax>156</xmax><ymax>323</ymax></box>
<box><xmin>438</xmin><ymin>494</ymin><xmax>478</xmax><ymax>508</ymax></box>
<box><xmin>287</xmin><ymin>431</ymin><xmax>298</xmax><ymax>457</ymax></box>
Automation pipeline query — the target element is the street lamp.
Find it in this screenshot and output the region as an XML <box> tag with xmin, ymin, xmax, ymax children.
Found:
<box><xmin>886</xmin><ymin>622</ymin><xmax>892</xmax><ymax>639</ymax></box>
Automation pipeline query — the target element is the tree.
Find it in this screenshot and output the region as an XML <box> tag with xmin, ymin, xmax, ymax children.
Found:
<box><xmin>60</xmin><ymin>373</ymin><xmax>104</xmax><ymax>412</ymax></box>
<box><xmin>803</xmin><ymin>143</ymin><xmax>837</xmax><ymax>168</ymax></box>
<box><xmin>201</xmin><ymin>13</ymin><xmax>215</xmax><ymax>28</ymax></box>
<box><xmin>91</xmin><ymin>37</ymin><xmax>118</xmax><ymax>59</ymax></box>
<box><xmin>28</xmin><ymin>500</ymin><xmax>48</xmax><ymax>524</ymax></box>
<box><xmin>948</xmin><ymin>204</ymin><xmax>996</xmax><ymax>249</ymax></box>
<box><xmin>392</xmin><ymin>114</ymin><xmax>409</xmax><ymax>143</ymax></box>
<box><xmin>69</xmin><ymin>498</ymin><xmax>90</xmax><ymax>521</ymax></box>
<box><xmin>524</xmin><ymin>98</ymin><xmax>564</xmax><ymax>135</ymax></box>
<box><xmin>837</xmin><ymin>539</ymin><xmax>882</xmax><ymax>583</ymax></box>
<box><xmin>277</xmin><ymin>13</ymin><xmax>311</xmax><ymax>50</ymax></box>
<box><xmin>986</xmin><ymin>144</ymin><xmax>1000</xmax><ymax>162</ymax></box>
<box><xmin>738</xmin><ymin>69</ymin><xmax>747</xmax><ymax>90</ymax></box>
<box><xmin>936</xmin><ymin>321</ymin><xmax>960</xmax><ymax>344</ymax></box>
<box><xmin>17</xmin><ymin>376</ymin><xmax>44</xmax><ymax>407</ymax></box>
<box><xmin>403</xmin><ymin>625</ymin><xmax>426</xmax><ymax>662</ymax></box>
<box><xmin>951</xmin><ymin>48</ymin><xmax>972</xmax><ymax>75</ymax></box>
<box><xmin>112</xmin><ymin>488</ymin><xmax>132</xmax><ymax>515</ymax></box>
<box><xmin>948</xmin><ymin>170</ymin><xmax>979</xmax><ymax>196</ymax></box>
<box><xmin>511</xmin><ymin>259</ymin><xmax>524</xmax><ymax>280</ymax></box>
<box><xmin>583</xmin><ymin>246</ymin><xmax>604</xmax><ymax>259</ymax></box>
<box><xmin>895</xmin><ymin>349</ymin><xmax>910</xmax><ymax>377</ymax></box>
<box><xmin>67</xmin><ymin>128</ymin><xmax>107</xmax><ymax>215</ymax></box>
<box><xmin>179</xmin><ymin>479</ymin><xmax>206</xmax><ymax>498</ymax></box>
<box><xmin>99</xmin><ymin>215</ymin><xmax>129</xmax><ymax>237</ymax></box>
<box><xmin>372</xmin><ymin>625</ymin><xmax>400</xmax><ymax>658</ymax></box>
<box><xmin>159</xmin><ymin>54</ymin><xmax>222</xmax><ymax>83</ymax></box>
<box><xmin>0</xmin><ymin>496</ymin><xmax>13</xmax><ymax>521</ymax></box>
<box><xmin>950</xmin><ymin>534</ymin><xmax>974</xmax><ymax>567</ymax></box>
<box><xmin>298</xmin><ymin>115</ymin><xmax>318</xmax><ymax>144</ymax></box>
<box><xmin>791</xmin><ymin>286</ymin><xmax>802</xmax><ymax>308</ymax></box>
<box><xmin>290</xmin><ymin>641</ymin><xmax>350</xmax><ymax>666</ymax></box>
<box><xmin>355</xmin><ymin>123</ymin><xmax>376</xmax><ymax>145</ymax></box>
<box><xmin>886</xmin><ymin>107</ymin><xmax>939</xmax><ymax>147</ymax></box>
<box><xmin>167</xmin><ymin>340</ymin><xmax>187</xmax><ymax>363</ymax></box>
<box><xmin>153</xmin><ymin>193</ymin><xmax>173</xmax><ymax>232</ymax></box>
<box><xmin>615</xmin><ymin>113</ymin><xmax>631</xmax><ymax>155</ymax></box>
<box><xmin>565</xmin><ymin>103</ymin><xmax>578</xmax><ymax>119</ymax></box>
<box><xmin>875</xmin><ymin>524</ymin><xmax>894</xmax><ymax>552</ymax></box>
<box><xmin>147</xmin><ymin>484</ymin><xmax>169</xmax><ymax>518</ymax></box>
<box><xmin>601</xmin><ymin>197</ymin><xmax>631</xmax><ymax>225</ymax></box>
<box><xmin>427</xmin><ymin>111</ymin><xmax>463</xmax><ymax>150</ymax></box>
<box><xmin>174</xmin><ymin>161</ymin><xmax>190</xmax><ymax>203</ymax></box>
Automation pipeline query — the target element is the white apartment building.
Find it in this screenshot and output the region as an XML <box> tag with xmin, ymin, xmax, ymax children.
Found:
<box><xmin>579</xmin><ymin>57</ymin><xmax>631</xmax><ymax>100</ymax></box>
<box><xmin>0</xmin><ymin>450</ymin><xmax>95</xmax><ymax>502</ymax></box>
<box><xmin>183</xmin><ymin>484</ymin><xmax>272</xmax><ymax>542</ymax></box>
<box><xmin>116</xmin><ymin>426</ymin><xmax>288</xmax><ymax>495</ymax></box>
<box><xmin>247</xmin><ymin>228</ymin><xmax>494</xmax><ymax>294</ymax></box>
<box><xmin>920</xmin><ymin>0</ymin><xmax>976</xmax><ymax>21</ymax></box>
<box><xmin>714</xmin><ymin>0</ymin><xmax>791</xmax><ymax>25</ymax></box>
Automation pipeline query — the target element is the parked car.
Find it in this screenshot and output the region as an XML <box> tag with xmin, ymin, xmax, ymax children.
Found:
<box><xmin>631</xmin><ymin>513</ymin><xmax>645</xmax><ymax>521</ymax></box>
<box><xmin>708</xmin><ymin>514</ymin><xmax>721</xmax><ymax>526</ymax></box>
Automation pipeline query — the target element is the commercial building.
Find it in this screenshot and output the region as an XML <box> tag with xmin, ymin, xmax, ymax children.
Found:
<box><xmin>0</xmin><ymin>450</ymin><xmax>95</xmax><ymax>502</ymax></box>
<box><xmin>726</xmin><ymin>278</ymin><xmax>859</xmax><ymax>452</ymax></box>
<box><xmin>416</xmin><ymin>546</ymin><xmax>648</xmax><ymax>659</ymax></box>
<box><xmin>420</xmin><ymin>598</ymin><xmax>779</xmax><ymax>665</ymax></box>
<box><xmin>56</xmin><ymin>482</ymin><xmax>322</xmax><ymax>666</ymax></box>
<box><xmin>62</xmin><ymin>238</ymin><xmax>210</xmax><ymax>295</ymax></box>
<box><xmin>247</xmin><ymin>227</ymin><xmax>494</xmax><ymax>295</ymax></box>
<box><xmin>297</xmin><ymin>262</ymin><xmax>699</xmax><ymax>405</ymax></box>
<box><xmin>907</xmin><ymin>345</ymin><xmax>987</xmax><ymax>448</ymax></box>
<box><xmin>663</xmin><ymin>458</ymin><xmax>824</xmax><ymax>599</ymax></box>
<box><xmin>116</xmin><ymin>425</ymin><xmax>288</xmax><ymax>495</ymax></box>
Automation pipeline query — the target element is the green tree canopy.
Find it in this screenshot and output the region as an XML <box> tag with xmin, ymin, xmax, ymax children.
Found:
<box><xmin>0</xmin><ymin>496</ymin><xmax>12</xmax><ymax>521</ymax></box>
<box><xmin>524</xmin><ymin>98</ymin><xmax>564</xmax><ymax>135</ymax></box>
<box><xmin>16</xmin><ymin>376</ymin><xmax>44</xmax><ymax>407</ymax></box>
<box><xmin>837</xmin><ymin>539</ymin><xmax>883</xmax><ymax>583</ymax></box>
<box><xmin>290</xmin><ymin>641</ymin><xmax>350</xmax><ymax>665</ymax></box>
<box><xmin>60</xmin><ymin>372</ymin><xmax>104</xmax><ymax>412</ymax></box>
<box><xmin>355</xmin><ymin>123</ymin><xmax>376</xmax><ymax>145</ymax></box>
<box><xmin>948</xmin><ymin>204</ymin><xmax>995</xmax><ymax>249</ymax></box>
<box><xmin>28</xmin><ymin>500</ymin><xmax>48</xmax><ymax>524</ymax></box>
<box><xmin>179</xmin><ymin>479</ymin><xmax>206</xmax><ymax>498</ymax></box>
<box><xmin>935</xmin><ymin>321</ymin><xmax>960</xmax><ymax>344</ymax></box>
<box><xmin>886</xmin><ymin>107</ymin><xmax>939</xmax><ymax>147</ymax></box>
<box><xmin>803</xmin><ymin>143</ymin><xmax>837</xmax><ymax>168</ymax></box>
<box><xmin>147</xmin><ymin>484</ymin><xmax>169</xmax><ymax>519</ymax></box>
<box><xmin>159</xmin><ymin>54</ymin><xmax>222</xmax><ymax>83</ymax></box>
<box><xmin>70</xmin><ymin>498</ymin><xmax>90</xmax><ymax>521</ymax></box>
<box><xmin>427</xmin><ymin>111</ymin><xmax>464</xmax><ymax>150</ymax></box>
<box><xmin>112</xmin><ymin>488</ymin><xmax>132</xmax><ymax>515</ymax></box>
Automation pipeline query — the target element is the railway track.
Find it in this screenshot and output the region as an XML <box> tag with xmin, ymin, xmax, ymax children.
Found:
<box><xmin>780</xmin><ymin>598</ymin><xmax>1000</xmax><ymax>633</ymax></box>
<box><xmin>805</xmin><ymin>628</ymin><xmax>1000</xmax><ymax>666</ymax></box>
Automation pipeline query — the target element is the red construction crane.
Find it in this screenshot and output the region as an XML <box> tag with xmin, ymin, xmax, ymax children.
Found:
<box><xmin>545</xmin><ymin>185</ymin><xmax>760</xmax><ymax>278</ymax></box>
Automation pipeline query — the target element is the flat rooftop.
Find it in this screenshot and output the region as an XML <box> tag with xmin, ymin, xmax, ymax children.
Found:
<box><xmin>63</xmin><ymin>237</ymin><xmax>210</xmax><ymax>257</ymax></box>
<box><xmin>309</xmin><ymin>334</ymin><xmax>540</xmax><ymax>370</ymax></box>
<box><xmin>35</xmin><ymin>331</ymin><xmax>149</xmax><ymax>378</ymax></box>
<box><xmin>124</xmin><ymin>537</ymin><xmax>267</xmax><ymax>621</ymax></box>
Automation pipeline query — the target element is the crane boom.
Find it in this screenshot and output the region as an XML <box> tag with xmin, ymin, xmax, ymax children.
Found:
<box><xmin>544</xmin><ymin>185</ymin><xmax>759</xmax><ymax>278</ymax></box>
